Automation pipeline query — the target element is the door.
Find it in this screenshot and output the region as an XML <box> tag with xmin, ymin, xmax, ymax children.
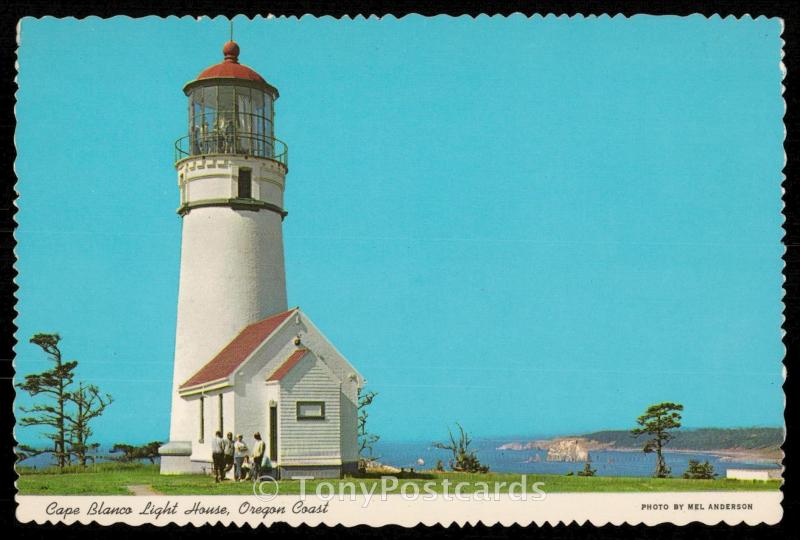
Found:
<box><xmin>269</xmin><ymin>404</ymin><xmax>278</xmax><ymax>461</ymax></box>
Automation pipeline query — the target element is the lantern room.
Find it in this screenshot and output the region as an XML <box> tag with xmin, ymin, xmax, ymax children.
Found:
<box><xmin>175</xmin><ymin>41</ymin><xmax>288</xmax><ymax>166</ymax></box>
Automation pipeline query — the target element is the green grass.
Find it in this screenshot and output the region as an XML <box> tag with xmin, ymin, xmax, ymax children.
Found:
<box><xmin>16</xmin><ymin>464</ymin><xmax>782</xmax><ymax>496</ymax></box>
<box><xmin>17</xmin><ymin>463</ymin><xmax>161</xmax><ymax>495</ymax></box>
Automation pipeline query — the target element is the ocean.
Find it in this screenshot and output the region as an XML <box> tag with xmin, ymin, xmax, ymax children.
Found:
<box><xmin>373</xmin><ymin>438</ymin><xmax>781</xmax><ymax>478</ymax></box>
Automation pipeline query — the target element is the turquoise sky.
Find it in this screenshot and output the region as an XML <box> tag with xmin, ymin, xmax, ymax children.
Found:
<box><xmin>15</xmin><ymin>15</ymin><xmax>785</xmax><ymax>446</ymax></box>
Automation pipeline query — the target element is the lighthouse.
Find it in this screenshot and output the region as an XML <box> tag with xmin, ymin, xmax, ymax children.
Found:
<box><xmin>160</xmin><ymin>41</ymin><xmax>363</xmax><ymax>477</ymax></box>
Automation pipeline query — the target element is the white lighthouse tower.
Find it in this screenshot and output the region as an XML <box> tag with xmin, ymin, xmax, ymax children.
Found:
<box><xmin>160</xmin><ymin>40</ymin><xmax>364</xmax><ymax>478</ymax></box>
<box><xmin>159</xmin><ymin>41</ymin><xmax>290</xmax><ymax>471</ymax></box>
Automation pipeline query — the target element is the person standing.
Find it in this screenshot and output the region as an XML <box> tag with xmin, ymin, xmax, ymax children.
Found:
<box><xmin>211</xmin><ymin>431</ymin><xmax>225</xmax><ymax>483</ymax></box>
<box><xmin>233</xmin><ymin>434</ymin><xmax>249</xmax><ymax>482</ymax></box>
<box><xmin>222</xmin><ymin>432</ymin><xmax>234</xmax><ymax>480</ymax></box>
<box><xmin>252</xmin><ymin>432</ymin><xmax>266</xmax><ymax>480</ymax></box>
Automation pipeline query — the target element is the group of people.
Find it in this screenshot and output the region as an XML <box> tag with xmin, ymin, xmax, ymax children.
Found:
<box><xmin>210</xmin><ymin>431</ymin><xmax>270</xmax><ymax>483</ymax></box>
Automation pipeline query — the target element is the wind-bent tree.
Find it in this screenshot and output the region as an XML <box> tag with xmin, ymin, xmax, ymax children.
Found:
<box><xmin>358</xmin><ymin>389</ymin><xmax>380</xmax><ymax>470</ymax></box>
<box><xmin>110</xmin><ymin>442</ymin><xmax>162</xmax><ymax>464</ymax></box>
<box><xmin>433</xmin><ymin>423</ymin><xmax>489</xmax><ymax>473</ymax></box>
<box><xmin>69</xmin><ymin>382</ymin><xmax>113</xmax><ymax>466</ymax></box>
<box><xmin>16</xmin><ymin>333</ymin><xmax>113</xmax><ymax>470</ymax></box>
<box><xmin>17</xmin><ymin>334</ymin><xmax>78</xmax><ymax>469</ymax></box>
<box><xmin>631</xmin><ymin>402</ymin><xmax>684</xmax><ymax>478</ymax></box>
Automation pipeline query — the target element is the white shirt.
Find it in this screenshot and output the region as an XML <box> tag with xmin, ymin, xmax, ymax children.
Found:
<box><xmin>234</xmin><ymin>440</ymin><xmax>249</xmax><ymax>458</ymax></box>
<box><xmin>211</xmin><ymin>436</ymin><xmax>224</xmax><ymax>454</ymax></box>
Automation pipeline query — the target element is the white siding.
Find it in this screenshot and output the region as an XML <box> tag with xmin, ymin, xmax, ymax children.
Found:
<box><xmin>279</xmin><ymin>352</ymin><xmax>341</xmax><ymax>464</ymax></box>
<box><xmin>340</xmin><ymin>390</ymin><xmax>359</xmax><ymax>463</ymax></box>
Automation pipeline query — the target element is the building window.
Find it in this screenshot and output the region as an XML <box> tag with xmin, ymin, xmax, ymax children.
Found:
<box><xmin>198</xmin><ymin>396</ymin><xmax>205</xmax><ymax>443</ymax></box>
<box><xmin>296</xmin><ymin>401</ymin><xmax>325</xmax><ymax>420</ymax></box>
<box><xmin>218</xmin><ymin>394</ymin><xmax>224</xmax><ymax>433</ymax></box>
<box><xmin>238</xmin><ymin>168</ymin><xmax>252</xmax><ymax>199</ymax></box>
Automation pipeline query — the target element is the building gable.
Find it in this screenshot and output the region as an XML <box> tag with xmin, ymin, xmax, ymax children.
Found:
<box><xmin>179</xmin><ymin>306</ymin><xmax>362</xmax><ymax>397</ymax></box>
<box><xmin>296</xmin><ymin>312</ymin><xmax>364</xmax><ymax>388</ymax></box>
<box><xmin>267</xmin><ymin>348</ymin><xmax>340</xmax><ymax>386</ymax></box>
<box><xmin>179</xmin><ymin>307</ymin><xmax>297</xmax><ymax>391</ymax></box>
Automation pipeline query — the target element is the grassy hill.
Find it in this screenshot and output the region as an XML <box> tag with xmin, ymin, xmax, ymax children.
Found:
<box><xmin>581</xmin><ymin>427</ymin><xmax>783</xmax><ymax>452</ymax></box>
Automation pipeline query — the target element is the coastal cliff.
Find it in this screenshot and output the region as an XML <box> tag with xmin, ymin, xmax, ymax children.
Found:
<box><xmin>498</xmin><ymin>438</ymin><xmax>607</xmax><ymax>462</ymax></box>
<box><xmin>545</xmin><ymin>439</ymin><xmax>590</xmax><ymax>462</ymax></box>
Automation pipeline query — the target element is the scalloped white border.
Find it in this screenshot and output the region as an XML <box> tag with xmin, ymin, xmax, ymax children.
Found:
<box><xmin>15</xmin><ymin>492</ymin><xmax>783</xmax><ymax>527</ymax></box>
<box><xmin>12</xmin><ymin>13</ymin><xmax>788</xmax><ymax>527</ymax></box>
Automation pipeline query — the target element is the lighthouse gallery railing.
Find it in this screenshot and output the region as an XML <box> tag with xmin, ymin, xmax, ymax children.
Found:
<box><xmin>174</xmin><ymin>131</ymin><xmax>288</xmax><ymax>167</ymax></box>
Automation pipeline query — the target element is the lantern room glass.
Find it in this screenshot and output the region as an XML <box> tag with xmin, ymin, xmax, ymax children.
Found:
<box><xmin>188</xmin><ymin>84</ymin><xmax>275</xmax><ymax>158</ymax></box>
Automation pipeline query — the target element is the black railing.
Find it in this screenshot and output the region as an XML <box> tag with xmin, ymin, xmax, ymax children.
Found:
<box><xmin>175</xmin><ymin>132</ymin><xmax>288</xmax><ymax>167</ymax></box>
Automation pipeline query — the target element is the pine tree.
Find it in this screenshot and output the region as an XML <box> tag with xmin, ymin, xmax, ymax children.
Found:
<box><xmin>631</xmin><ymin>402</ymin><xmax>683</xmax><ymax>478</ymax></box>
<box><xmin>110</xmin><ymin>442</ymin><xmax>162</xmax><ymax>463</ymax></box>
<box><xmin>69</xmin><ymin>382</ymin><xmax>113</xmax><ymax>466</ymax></box>
<box><xmin>17</xmin><ymin>334</ymin><xmax>78</xmax><ymax>469</ymax></box>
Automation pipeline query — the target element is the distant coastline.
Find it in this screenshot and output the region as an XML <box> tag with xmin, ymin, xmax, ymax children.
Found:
<box><xmin>497</xmin><ymin>427</ymin><xmax>783</xmax><ymax>465</ymax></box>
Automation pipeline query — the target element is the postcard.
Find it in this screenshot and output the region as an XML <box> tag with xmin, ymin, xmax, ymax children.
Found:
<box><xmin>13</xmin><ymin>14</ymin><xmax>785</xmax><ymax>527</ymax></box>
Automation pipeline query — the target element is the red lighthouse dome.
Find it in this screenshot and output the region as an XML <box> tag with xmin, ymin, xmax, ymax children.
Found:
<box><xmin>184</xmin><ymin>41</ymin><xmax>278</xmax><ymax>98</ymax></box>
<box><xmin>196</xmin><ymin>41</ymin><xmax>267</xmax><ymax>84</ymax></box>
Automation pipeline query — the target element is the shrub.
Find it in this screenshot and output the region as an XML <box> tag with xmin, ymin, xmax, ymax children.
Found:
<box><xmin>683</xmin><ymin>460</ymin><xmax>716</xmax><ymax>480</ymax></box>
<box><xmin>576</xmin><ymin>462</ymin><xmax>597</xmax><ymax>477</ymax></box>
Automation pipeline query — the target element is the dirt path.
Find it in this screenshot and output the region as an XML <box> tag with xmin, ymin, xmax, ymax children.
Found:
<box><xmin>126</xmin><ymin>484</ymin><xmax>161</xmax><ymax>496</ymax></box>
